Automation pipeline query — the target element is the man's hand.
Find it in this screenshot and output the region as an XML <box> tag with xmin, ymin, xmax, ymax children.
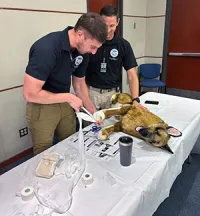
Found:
<box><xmin>89</xmin><ymin>106</ymin><xmax>97</xmax><ymax>115</ymax></box>
<box><xmin>94</xmin><ymin>120</ymin><xmax>104</xmax><ymax>126</ymax></box>
<box><xmin>72</xmin><ymin>76</ymin><xmax>97</xmax><ymax>114</ymax></box>
<box><xmin>67</xmin><ymin>94</ymin><xmax>83</xmax><ymax>112</ymax></box>
<box><xmin>132</xmin><ymin>101</ymin><xmax>149</xmax><ymax>111</ymax></box>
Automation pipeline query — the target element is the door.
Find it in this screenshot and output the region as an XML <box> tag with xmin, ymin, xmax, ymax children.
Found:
<box><xmin>87</xmin><ymin>0</ymin><xmax>121</xmax><ymax>34</ymax></box>
<box><xmin>88</xmin><ymin>0</ymin><xmax>117</xmax><ymax>14</ymax></box>
<box><xmin>166</xmin><ymin>0</ymin><xmax>200</xmax><ymax>92</ymax></box>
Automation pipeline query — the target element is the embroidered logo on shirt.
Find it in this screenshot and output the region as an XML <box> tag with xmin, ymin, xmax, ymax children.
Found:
<box><xmin>110</xmin><ymin>49</ymin><xmax>118</xmax><ymax>58</ymax></box>
<box><xmin>75</xmin><ymin>56</ymin><xmax>83</xmax><ymax>66</ymax></box>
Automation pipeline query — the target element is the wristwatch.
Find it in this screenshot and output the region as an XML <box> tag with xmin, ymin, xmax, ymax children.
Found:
<box><xmin>132</xmin><ymin>97</ymin><xmax>140</xmax><ymax>103</ymax></box>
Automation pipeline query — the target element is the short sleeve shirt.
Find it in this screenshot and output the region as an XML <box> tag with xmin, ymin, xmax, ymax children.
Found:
<box><xmin>26</xmin><ymin>27</ymin><xmax>89</xmax><ymax>93</ymax></box>
<box><xmin>86</xmin><ymin>34</ymin><xmax>137</xmax><ymax>89</ymax></box>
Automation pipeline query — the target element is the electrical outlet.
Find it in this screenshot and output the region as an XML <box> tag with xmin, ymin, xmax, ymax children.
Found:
<box><xmin>19</xmin><ymin>127</ymin><xmax>28</xmax><ymax>138</ymax></box>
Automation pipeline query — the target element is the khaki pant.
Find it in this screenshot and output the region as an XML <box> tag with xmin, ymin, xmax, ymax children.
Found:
<box><xmin>26</xmin><ymin>102</ymin><xmax>76</xmax><ymax>155</ymax></box>
<box><xmin>88</xmin><ymin>87</ymin><xmax>117</xmax><ymax>110</ymax></box>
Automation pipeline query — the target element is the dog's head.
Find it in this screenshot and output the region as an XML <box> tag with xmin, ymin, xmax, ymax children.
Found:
<box><xmin>110</xmin><ymin>92</ymin><xmax>183</xmax><ymax>153</ymax></box>
<box><xmin>136</xmin><ymin>125</ymin><xmax>182</xmax><ymax>153</ymax></box>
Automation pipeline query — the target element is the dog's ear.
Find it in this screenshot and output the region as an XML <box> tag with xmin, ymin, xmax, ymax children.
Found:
<box><xmin>111</xmin><ymin>93</ymin><xmax>120</xmax><ymax>104</ymax></box>
<box><xmin>167</xmin><ymin>126</ymin><xmax>182</xmax><ymax>137</ymax></box>
<box><xmin>161</xmin><ymin>144</ymin><xmax>174</xmax><ymax>154</ymax></box>
<box><xmin>135</xmin><ymin>126</ymin><xmax>149</xmax><ymax>138</ymax></box>
<box><xmin>135</xmin><ymin>126</ymin><xmax>144</xmax><ymax>132</ymax></box>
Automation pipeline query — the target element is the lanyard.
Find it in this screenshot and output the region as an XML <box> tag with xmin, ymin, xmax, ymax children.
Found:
<box><xmin>100</xmin><ymin>45</ymin><xmax>107</xmax><ymax>73</ymax></box>
<box><xmin>102</xmin><ymin>46</ymin><xmax>106</xmax><ymax>63</ymax></box>
<box><xmin>69</xmin><ymin>51</ymin><xmax>73</xmax><ymax>62</ymax></box>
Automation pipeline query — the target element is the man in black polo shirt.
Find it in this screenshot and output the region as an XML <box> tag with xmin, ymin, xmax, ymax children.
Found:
<box><xmin>86</xmin><ymin>5</ymin><xmax>146</xmax><ymax>110</ymax></box>
<box><xmin>23</xmin><ymin>12</ymin><xmax>107</xmax><ymax>155</ymax></box>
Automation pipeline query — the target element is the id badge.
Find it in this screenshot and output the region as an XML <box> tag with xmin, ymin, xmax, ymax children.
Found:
<box><xmin>100</xmin><ymin>62</ymin><xmax>107</xmax><ymax>73</ymax></box>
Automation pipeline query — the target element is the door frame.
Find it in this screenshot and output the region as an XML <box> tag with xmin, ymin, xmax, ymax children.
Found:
<box><xmin>161</xmin><ymin>0</ymin><xmax>172</xmax><ymax>85</ymax></box>
<box><xmin>86</xmin><ymin>0</ymin><xmax>123</xmax><ymax>37</ymax></box>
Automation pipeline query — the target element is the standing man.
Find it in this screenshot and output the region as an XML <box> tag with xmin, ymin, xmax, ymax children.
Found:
<box><xmin>86</xmin><ymin>5</ymin><xmax>145</xmax><ymax>110</ymax></box>
<box><xmin>23</xmin><ymin>12</ymin><xmax>107</xmax><ymax>155</ymax></box>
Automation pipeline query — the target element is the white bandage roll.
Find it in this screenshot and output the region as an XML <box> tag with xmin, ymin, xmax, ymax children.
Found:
<box><xmin>21</xmin><ymin>186</ymin><xmax>35</xmax><ymax>201</ymax></box>
<box><xmin>82</xmin><ymin>173</ymin><xmax>94</xmax><ymax>186</ymax></box>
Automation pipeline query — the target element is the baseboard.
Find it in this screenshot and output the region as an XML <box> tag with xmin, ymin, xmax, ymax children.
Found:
<box><xmin>0</xmin><ymin>147</ymin><xmax>33</xmax><ymax>169</ymax></box>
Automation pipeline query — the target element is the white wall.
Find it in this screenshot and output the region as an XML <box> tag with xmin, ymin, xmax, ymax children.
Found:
<box><xmin>0</xmin><ymin>0</ymin><xmax>167</xmax><ymax>162</ymax></box>
<box><xmin>0</xmin><ymin>0</ymin><xmax>86</xmax><ymax>12</ymax></box>
<box><xmin>145</xmin><ymin>17</ymin><xmax>166</xmax><ymax>57</ymax></box>
<box><xmin>122</xmin><ymin>0</ymin><xmax>166</xmax><ymax>93</ymax></box>
<box><xmin>145</xmin><ymin>0</ymin><xmax>166</xmax><ymax>65</ymax></box>
<box><xmin>0</xmin><ymin>1</ymin><xmax>87</xmax><ymax>162</ymax></box>
<box><xmin>146</xmin><ymin>0</ymin><xmax>167</xmax><ymax>16</ymax></box>
<box><xmin>123</xmin><ymin>0</ymin><xmax>147</xmax><ymax>16</ymax></box>
<box><xmin>123</xmin><ymin>0</ymin><xmax>147</xmax><ymax>93</ymax></box>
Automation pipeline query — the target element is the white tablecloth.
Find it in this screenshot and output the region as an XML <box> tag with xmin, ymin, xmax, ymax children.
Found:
<box><xmin>1</xmin><ymin>92</ymin><xmax>200</xmax><ymax>216</ymax></box>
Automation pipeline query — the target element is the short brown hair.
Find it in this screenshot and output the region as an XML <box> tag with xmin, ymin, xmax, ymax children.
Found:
<box><xmin>74</xmin><ymin>12</ymin><xmax>107</xmax><ymax>43</ymax></box>
<box><xmin>100</xmin><ymin>5</ymin><xmax>119</xmax><ymax>19</ymax></box>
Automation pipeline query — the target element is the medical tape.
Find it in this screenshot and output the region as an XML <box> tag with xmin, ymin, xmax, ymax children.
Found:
<box><xmin>82</xmin><ymin>173</ymin><xmax>94</xmax><ymax>187</ymax></box>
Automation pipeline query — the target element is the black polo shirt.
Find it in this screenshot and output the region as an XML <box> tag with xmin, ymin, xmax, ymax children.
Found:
<box><xmin>26</xmin><ymin>27</ymin><xmax>89</xmax><ymax>93</ymax></box>
<box><xmin>86</xmin><ymin>33</ymin><xmax>137</xmax><ymax>89</ymax></box>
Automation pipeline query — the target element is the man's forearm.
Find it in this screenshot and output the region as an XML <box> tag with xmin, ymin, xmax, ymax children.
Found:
<box><xmin>127</xmin><ymin>68</ymin><xmax>139</xmax><ymax>98</ymax></box>
<box><xmin>74</xmin><ymin>84</ymin><xmax>96</xmax><ymax>113</ymax></box>
<box><xmin>24</xmin><ymin>89</ymin><xmax>72</xmax><ymax>104</ymax></box>
<box><xmin>129</xmin><ymin>79</ymin><xmax>139</xmax><ymax>98</ymax></box>
<box><xmin>127</xmin><ymin>68</ymin><xmax>148</xmax><ymax>109</ymax></box>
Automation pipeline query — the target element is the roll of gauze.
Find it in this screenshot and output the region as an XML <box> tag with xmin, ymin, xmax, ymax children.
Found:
<box><xmin>82</xmin><ymin>173</ymin><xmax>94</xmax><ymax>186</ymax></box>
<box><xmin>21</xmin><ymin>186</ymin><xmax>34</xmax><ymax>201</ymax></box>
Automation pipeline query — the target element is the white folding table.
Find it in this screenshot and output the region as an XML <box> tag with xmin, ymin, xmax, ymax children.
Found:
<box><xmin>1</xmin><ymin>92</ymin><xmax>200</xmax><ymax>216</ymax></box>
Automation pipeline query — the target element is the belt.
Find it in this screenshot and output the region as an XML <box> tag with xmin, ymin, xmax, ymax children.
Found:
<box><xmin>89</xmin><ymin>86</ymin><xmax>120</xmax><ymax>94</ymax></box>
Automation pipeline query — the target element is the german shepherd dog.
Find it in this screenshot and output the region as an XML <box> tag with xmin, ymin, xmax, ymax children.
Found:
<box><xmin>93</xmin><ymin>93</ymin><xmax>182</xmax><ymax>153</ymax></box>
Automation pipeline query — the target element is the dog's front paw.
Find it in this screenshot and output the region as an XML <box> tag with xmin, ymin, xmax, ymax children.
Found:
<box><xmin>97</xmin><ymin>129</ymin><xmax>109</xmax><ymax>140</ymax></box>
<box><xmin>93</xmin><ymin>110</ymin><xmax>105</xmax><ymax>121</ymax></box>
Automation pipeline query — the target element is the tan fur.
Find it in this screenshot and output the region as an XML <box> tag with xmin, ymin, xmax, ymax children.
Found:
<box><xmin>95</xmin><ymin>93</ymin><xmax>182</xmax><ymax>153</ymax></box>
<box><xmin>121</xmin><ymin>106</ymin><xmax>169</xmax><ymax>142</ymax></box>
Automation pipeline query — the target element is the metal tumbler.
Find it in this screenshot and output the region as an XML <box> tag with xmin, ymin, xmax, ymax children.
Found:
<box><xmin>119</xmin><ymin>136</ymin><xmax>133</xmax><ymax>166</ymax></box>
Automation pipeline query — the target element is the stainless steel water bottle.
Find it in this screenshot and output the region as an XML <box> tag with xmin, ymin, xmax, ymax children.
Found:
<box><xmin>119</xmin><ymin>136</ymin><xmax>133</xmax><ymax>166</ymax></box>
